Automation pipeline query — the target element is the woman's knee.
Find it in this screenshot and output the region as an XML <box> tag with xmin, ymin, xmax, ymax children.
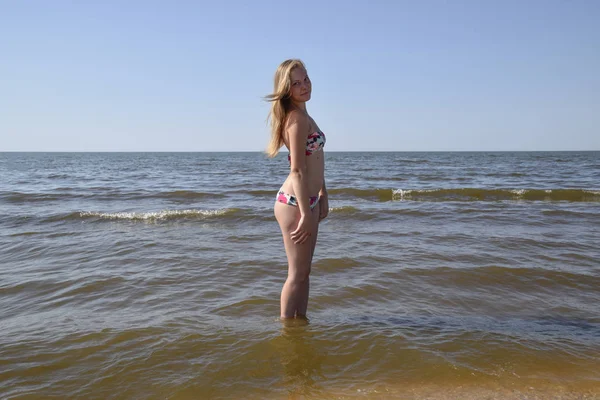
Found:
<box><xmin>287</xmin><ymin>268</ymin><xmax>310</xmax><ymax>284</ymax></box>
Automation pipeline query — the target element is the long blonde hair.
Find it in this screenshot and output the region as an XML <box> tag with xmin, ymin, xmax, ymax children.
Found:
<box><xmin>264</xmin><ymin>59</ymin><xmax>307</xmax><ymax>158</ymax></box>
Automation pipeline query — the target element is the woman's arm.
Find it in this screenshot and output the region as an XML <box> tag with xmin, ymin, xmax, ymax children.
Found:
<box><xmin>319</xmin><ymin>179</ymin><xmax>327</xmax><ymax>196</ymax></box>
<box><xmin>319</xmin><ymin>152</ymin><xmax>328</xmax><ymax>221</ymax></box>
<box><xmin>319</xmin><ymin>178</ymin><xmax>329</xmax><ymax>221</ymax></box>
<box><xmin>287</xmin><ymin>111</ymin><xmax>311</xmax><ymax>217</ymax></box>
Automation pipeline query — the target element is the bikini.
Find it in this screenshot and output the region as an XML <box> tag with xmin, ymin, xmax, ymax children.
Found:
<box><xmin>276</xmin><ymin>130</ymin><xmax>326</xmax><ymax>210</ymax></box>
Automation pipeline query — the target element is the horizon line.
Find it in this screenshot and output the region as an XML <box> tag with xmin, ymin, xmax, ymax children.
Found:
<box><xmin>1</xmin><ymin>150</ymin><xmax>598</xmax><ymax>153</ymax></box>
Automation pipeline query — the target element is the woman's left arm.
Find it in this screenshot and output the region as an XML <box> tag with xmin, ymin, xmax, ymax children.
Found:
<box><xmin>319</xmin><ymin>179</ymin><xmax>329</xmax><ymax>221</ymax></box>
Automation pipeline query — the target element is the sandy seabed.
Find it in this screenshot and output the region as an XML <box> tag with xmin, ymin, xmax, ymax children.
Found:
<box><xmin>268</xmin><ymin>382</ymin><xmax>600</xmax><ymax>400</ymax></box>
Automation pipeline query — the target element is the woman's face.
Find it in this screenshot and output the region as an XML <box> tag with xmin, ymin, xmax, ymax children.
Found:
<box><xmin>289</xmin><ymin>67</ymin><xmax>311</xmax><ymax>103</ymax></box>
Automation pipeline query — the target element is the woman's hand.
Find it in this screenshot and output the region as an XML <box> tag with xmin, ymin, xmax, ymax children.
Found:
<box><xmin>319</xmin><ymin>192</ymin><xmax>329</xmax><ymax>221</ymax></box>
<box><xmin>291</xmin><ymin>214</ymin><xmax>314</xmax><ymax>244</ymax></box>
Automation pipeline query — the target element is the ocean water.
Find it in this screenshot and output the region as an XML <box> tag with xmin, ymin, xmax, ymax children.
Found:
<box><xmin>1</xmin><ymin>151</ymin><xmax>599</xmax><ymax>399</ymax></box>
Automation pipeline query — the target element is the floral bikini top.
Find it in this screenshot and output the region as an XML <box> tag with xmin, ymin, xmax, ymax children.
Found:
<box><xmin>288</xmin><ymin>131</ymin><xmax>326</xmax><ymax>162</ymax></box>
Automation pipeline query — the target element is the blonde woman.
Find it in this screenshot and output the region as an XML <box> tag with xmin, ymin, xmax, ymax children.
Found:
<box><xmin>265</xmin><ymin>59</ymin><xmax>328</xmax><ymax>320</ymax></box>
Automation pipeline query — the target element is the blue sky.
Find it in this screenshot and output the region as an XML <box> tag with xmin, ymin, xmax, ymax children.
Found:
<box><xmin>1</xmin><ymin>0</ymin><xmax>599</xmax><ymax>151</ymax></box>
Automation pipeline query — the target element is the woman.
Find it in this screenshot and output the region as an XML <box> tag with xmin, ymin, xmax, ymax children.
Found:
<box><xmin>265</xmin><ymin>59</ymin><xmax>328</xmax><ymax>320</ymax></box>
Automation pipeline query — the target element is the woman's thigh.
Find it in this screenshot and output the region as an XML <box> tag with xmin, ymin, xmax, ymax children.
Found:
<box><xmin>274</xmin><ymin>201</ymin><xmax>320</xmax><ymax>274</ymax></box>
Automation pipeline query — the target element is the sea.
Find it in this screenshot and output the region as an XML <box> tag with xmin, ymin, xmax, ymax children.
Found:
<box><xmin>1</xmin><ymin>151</ymin><xmax>599</xmax><ymax>399</ymax></box>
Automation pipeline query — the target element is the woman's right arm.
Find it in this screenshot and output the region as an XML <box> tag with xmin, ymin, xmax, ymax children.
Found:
<box><xmin>286</xmin><ymin>111</ymin><xmax>313</xmax><ymax>243</ymax></box>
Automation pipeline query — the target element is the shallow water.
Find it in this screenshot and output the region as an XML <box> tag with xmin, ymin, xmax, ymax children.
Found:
<box><xmin>1</xmin><ymin>151</ymin><xmax>599</xmax><ymax>399</ymax></box>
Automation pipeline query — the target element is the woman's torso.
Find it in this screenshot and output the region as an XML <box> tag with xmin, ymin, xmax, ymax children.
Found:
<box><xmin>280</xmin><ymin>115</ymin><xmax>325</xmax><ymax>197</ymax></box>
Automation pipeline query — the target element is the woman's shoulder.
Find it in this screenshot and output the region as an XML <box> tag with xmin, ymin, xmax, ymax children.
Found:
<box><xmin>285</xmin><ymin>109</ymin><xmax>310</xmax><ymax>131</ymax></box>
<box><xmin>286</xmin><ymin>109</ymin><xmax>309</xmax><ymax>123</ymax></box>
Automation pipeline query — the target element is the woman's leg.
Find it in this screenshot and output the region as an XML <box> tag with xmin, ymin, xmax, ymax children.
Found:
<box><xmin>296</xmin><ymin>203</ymin><xmax>321</xmax><ymax>318</ymax></box>
<box><xmin>275</xmin><ymin>201</ymin><xmax>320</xmax><ymax>319</ymax></box>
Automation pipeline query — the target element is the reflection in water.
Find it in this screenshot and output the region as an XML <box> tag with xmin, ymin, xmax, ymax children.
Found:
<box><xmin>273</xmin><ymin>319</ymin><xmax>326</xmax><ymax>399</ymax></box>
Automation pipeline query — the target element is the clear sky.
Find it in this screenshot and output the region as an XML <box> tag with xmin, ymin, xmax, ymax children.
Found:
<box><xmin>1</xmin><ymin>0</ymin><xmax>599</xmax><ymax>151</ymax></box>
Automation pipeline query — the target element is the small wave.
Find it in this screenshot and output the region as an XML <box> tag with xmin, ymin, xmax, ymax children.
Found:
<box><xmin>39</xmin><ymin>208</ymin><xmax>242</xmax><ymax>223</ymax></box>
<box><xmin>329</xmin><ymin>206</ymin><xmax>360</xmax><ymax>214</ymax></box>
<box><xmin>328</xmin><ymin>188</ymin><xmax>396</xmax><ymax>201</ymax></box>
<box><xmin>401</xmin><ymin>265</ymin><xmax>599</xmax><ymax>290</ymax></box>
<box><xmin>315</xmin><ymin>257</ymin><xmax>363</xmax><ymax>272</ymax></box>
<box><xmin>47</xmin><ymin>173</ymin><xmax>70</xmax><ymax>179</ymax></box>
<box><xmin>396</xmin><ymin>158</ymin><xmax>430</xmax><ymax>164</ymax></box>
<box><xmin>1</xmin><ymin>192</ymin><xmax>72</xmax><ymax>203</ymax></box>
<box><xmin>246</xmin><ymin>189</ymin><xmax>277</xmax><ymax>196</ymax></box>
<box><xmin>151</xmin><ymin>190</ymin><xmax>224</xmax><ymax>200</ymax></box>
<box><xmin>542</xmin><ymin>210</ymin><xmax>600</xmax><ymax>217</ymax></box>
<box><xmin>326</xmin><ymin>205</ymin><xmax>379</xmax><ymax>221</ymax></box>
<box><xmin>329</xmin><ymin>188</ymin><xmax>600</xmax><ymax>202</ymax></box>
<box><xmin>0</xmin><ymin>190</ymin><xmax>224</xmax><ymax>204</ymax></box>
<box><xmin>79</xmin><ymin>209</ymin><xmax>237</xmax><ymax>221</ymax></box>
<box><xmin>484</xmin><ymin>172</ymin><xmax>527</xmax><ymax>178</ymax></box>
<box><xmin>9</xmin><ymin>231</ymin><xmax>42</xmax><ymax>237</ymax></box>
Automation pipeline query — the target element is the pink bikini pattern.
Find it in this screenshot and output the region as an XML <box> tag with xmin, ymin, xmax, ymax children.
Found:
<box><xmin>277</xmin><ymin>191</ymin><xmax>320</xmax><ymax>209</ymax></box>
<box><xmin>288</xmin><ymin>131</ymin><xmax>326</xmax><ymax>162</ymax></box>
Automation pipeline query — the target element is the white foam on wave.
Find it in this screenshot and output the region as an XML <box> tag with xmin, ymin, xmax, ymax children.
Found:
<box><xmin>392</xmin><ymin>188</ymin><xmax>437</xmax><ymax>199</ymax></box>
<box><xmin>80</xmin><ymin>209</ymin><xmax>231</xmax><ymax>221</ymax></box>
<box><xmin>392</xmin><ymin>189</ymin><xmax>406</xmax><ymax>199</ymax></box>
<box><xmin>329</xmin><ymin>206</ymin><xmax>359</xmax><ymax>213</ymax></box>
